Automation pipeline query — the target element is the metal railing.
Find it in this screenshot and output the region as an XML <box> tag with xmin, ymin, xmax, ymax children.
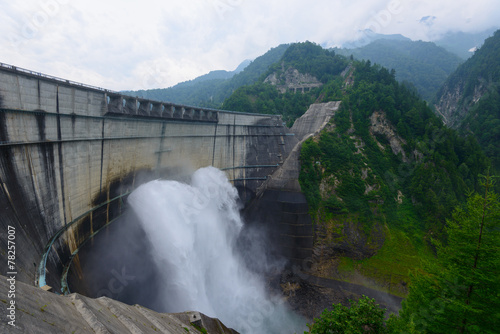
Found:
<box><xmin>0</xmin><ymin>62</ymin><xmax>118</xmax><ymax>94</ymax></box>
<box><xmin>37</xmin><ymin>192</ymin><xmax>130</xmax><ymax>290</ymax></box>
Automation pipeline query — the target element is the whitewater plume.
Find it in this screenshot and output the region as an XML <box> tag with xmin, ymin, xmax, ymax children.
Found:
<box><xmin>128</xmin><ymin>166</ymin><xmax>305</xmax><ymax>333</ymax></box>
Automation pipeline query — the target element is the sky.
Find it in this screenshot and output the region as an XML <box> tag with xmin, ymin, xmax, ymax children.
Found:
<box><xmin>0</xmin><ymin>0</ymin><xmax>499</xmax><ymax>91</ymax></box>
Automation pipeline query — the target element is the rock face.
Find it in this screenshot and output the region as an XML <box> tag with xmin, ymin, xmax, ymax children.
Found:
<box><xmin>434</xmin><ymin>78</ymin><xmax>490</xmax><ymax>128</ymax></box>
<box><xmin>0</xmin><ymin>275</ymin><xmax>238</xmax><ymax>334</ymax></box>
<box><xmin>264</xmin><ymin>65</ymin><xmax>323</xmax><ymax>93</ymax></box>
<box><xmin>433</xmin><ymin>31</ymin><xmax>500</xmax><ymax>128</ymax></box>
<box><xmin>369</xmin><ymin>111</ymin><xmax>407</xmax><ymax>161</ymax></box>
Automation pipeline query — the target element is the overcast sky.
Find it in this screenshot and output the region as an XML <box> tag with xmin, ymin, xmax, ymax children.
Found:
<box><xmin>1</xmin><ymin>0</ymin><xmax>499</xmax><ymax>91</ymax></box>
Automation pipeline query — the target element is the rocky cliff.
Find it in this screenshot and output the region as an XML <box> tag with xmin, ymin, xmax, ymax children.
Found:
<box><xmin>434</xmin><ymin>30</ymin><xmax>500</xmax><ymax>129</ymax></box>
<box><xmin>434</xmin><ymin>76</ymin><xmax>493</xmax><ymax>128</ymax></box>
<box><xmin>433</xmin><ymin>29</ymin><xmax>500</xmax><ymax>168</ymax></box>
<box><xmin>264</xmin><ymin>64</ymin><xmax>323</xmax><ymax>94</ymax></box>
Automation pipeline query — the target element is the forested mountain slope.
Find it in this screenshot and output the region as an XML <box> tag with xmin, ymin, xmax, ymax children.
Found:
<box><xmin>222</xmin><ymin>41</ymin><xmax>348</xmax><ymax>125</ymax></box>
<box><xmin>335</xmin><ymin>39</ymin><xmax>463</xmax><ymax>101</ymax></box>
<box><xmin>299</xmin><ymin>60</ymin><xmax>489</xmax><ymax>295</ymax></box>
<box><xmin>221</xmin><ymin>41</ymin><xmax>493</xmax><ymax>297</ymax></box>
<box><xmin>435</xmin><ymin>29</ymin><xmax>500</xmax><ymax>169</ymax></box>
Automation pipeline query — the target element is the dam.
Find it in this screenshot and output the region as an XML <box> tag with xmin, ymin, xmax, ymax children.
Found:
<box><xmin>0</xmin><ymin>62</ymin><xmax>321</xmax><ymax>333</ymax></box>
<box><xmin>0</xmin><ymin>62</ymin><xmax>305</xmax><ymax>287</ymax></box>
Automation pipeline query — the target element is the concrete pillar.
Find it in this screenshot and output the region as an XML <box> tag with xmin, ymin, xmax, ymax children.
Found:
<box><xmin>173</xmin><ymin>106</ymin><xmax>183</xmax><ymax>119</ymax></box>
<box><xmin>137</xmin><ymin>100</ymin><xmax>150</xmax><ymax>116</ymax></box>
<box><xmin>163</xmin><ymin>104</ymin><xmax>174</xmax><ymax>118</ymax></box>
<box><xmin>123</xmin><ymin>98</ymin><xmax>138</xmax><ymax>115</ymax></box>
<box><xmin>107</xmin><ymin>95</ymin><xmax>124</xmax><ymax>114</ymax></box>
<box><xmin>151</xmin><ymin>103</ymin><xmax>162</xmax><ymax>117</ymax></box>
<box><xmin>183</xmin><ymin>108</ymin><xmax>194</xmax><ymax>120</ymax></box>
<box><xmin>193</xmin><ymin>109</ymin><xmax>201</xmax><ymax>120</ymax></box>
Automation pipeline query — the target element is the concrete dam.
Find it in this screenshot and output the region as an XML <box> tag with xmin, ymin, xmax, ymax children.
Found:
<box><xmin>0</xmin><ymin>63</ymin><xmax>324</xmax><ymax>333</ymax></box>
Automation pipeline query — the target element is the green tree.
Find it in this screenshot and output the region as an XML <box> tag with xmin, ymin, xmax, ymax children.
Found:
<box><xmin>306</xmin><ymin>296</ymin><xmax>387</xmax><ymax>334</ymax></box>
<box><xmin>398</xmin><ymin>174</ymin><xmax>500</xmax><ymax>333</ymax></box>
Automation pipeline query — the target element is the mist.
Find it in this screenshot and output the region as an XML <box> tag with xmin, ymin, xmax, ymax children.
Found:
<box><xmin>126</xmin><ymin>166</ymin><xmax>305</xmax><ymax>333</ymax></box>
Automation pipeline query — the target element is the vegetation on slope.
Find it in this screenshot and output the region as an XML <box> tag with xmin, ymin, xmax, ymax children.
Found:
<box><xmin>301</xmin><ymin>60</ymin><xmax>488</xmax><ymax>228</ymax></box>
<box><xmin>335</xmin><ymin>39</ymin><xmax>463</xmax><ymax>101</ymax></box>
<box><xmin>222</xmin><ymin>41</ymin><xmax>348</xmax><ymax>125</ymax></box>
<box><xmin>298</xmin><ymin>59</ymin><xmax>490</xmax><ymax>294</ymax></box>
<box><xmin>435</xmin><ymin>29</ymin><xmax>500</xmax><ymax>170</ymax></box>
<box><xmin>306</xmin><ymin>177</ymin><xmax>500</xmax><ymax>333</ymax></box>
<box><xmin>218</xmin><ymin>41</ymin><xmax>497</xmax><ymax>325</ymax></box>
<box><xmin>219</xmin><ymin>42</ymin><xmax>494</xmax><ymax>296</ymax></box>
<box><xmin>396</xmin><ymin>175</ymin><xmax>500</xmax><ymax>333</ymax></box>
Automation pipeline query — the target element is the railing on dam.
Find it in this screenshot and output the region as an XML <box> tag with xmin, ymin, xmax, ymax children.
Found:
<box><xmin>0</xmin><ymin>62</ymin><xmax>115</xmax><ymax>94</ymax></box>
<box><xmin>37</xmin><ymin>191</ymin><xmax>130</xmax><ymax>293</ymax></box>
<box><xmin>0</xmin><ymin>61</ymin><xmax>283</xmax><ymax>125</ymax></box>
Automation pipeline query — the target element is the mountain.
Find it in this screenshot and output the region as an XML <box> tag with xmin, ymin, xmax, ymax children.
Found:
<box><xmin>222</xmin><ymin>41</ymin><xmax>348</xmax><ymax>125</ymax></box>
<box><xmin>434</xmin><ymin>27</ymin><xmax>499</xmax><ymax>59</ymax></box>
<box><xmin>334</xmin><ymin>38</ymin><xmax>463</xmax><ymax>101</ymax></box>
<box><xmin>341</xmin><ymin>30</ymin><xmax>411</xmax><ymax>49</ymax></box>
<box><xmin>121</xmin><ymin>60</ymin><xmax>247</xmax><ymax>106</ymax></box>
<box><xmin>221</xmin><ymin>41</ymin><xmax>492</xmax><ymax>295</ymax></box>
<box><xmin>435</xmin><ymin>29</ymin><xmax>500</xmax><ymax>169</ymax></box>
<box><xmin>123</xmin><ymin>45</ymin><xmax>289</xmax><ymax>107</ymax></box>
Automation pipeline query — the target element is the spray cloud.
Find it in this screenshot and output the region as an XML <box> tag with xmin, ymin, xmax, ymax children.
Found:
<box><xmin>128</xmin><ymin>166</ymin><xmax>305</xmax><ymax>333</ymax></box>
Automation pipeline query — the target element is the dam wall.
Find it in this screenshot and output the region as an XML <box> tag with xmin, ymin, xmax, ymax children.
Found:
<box><xmin>0</xmin><ymin>63</ymin><xmax>295</xmax><ymax>291</ymax></box>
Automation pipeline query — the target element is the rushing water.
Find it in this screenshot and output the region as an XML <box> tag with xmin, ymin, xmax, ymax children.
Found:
<box><xmin>128</xmin><ymin>166</ymin><xmax>305</xmax><ymax>334</ymax></box>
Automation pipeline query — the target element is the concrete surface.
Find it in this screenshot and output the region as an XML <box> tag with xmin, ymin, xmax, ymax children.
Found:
<box><xmin>0</xmin><ymin>274</ymin><xmax>238</xmax><ymax>333</ymax></box>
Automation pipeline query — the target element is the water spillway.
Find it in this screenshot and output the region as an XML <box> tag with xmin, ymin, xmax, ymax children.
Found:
<box><xmin>70</xmin><ymin>167</ymin><xmax>307</xmax><ymax>333</ymax></box>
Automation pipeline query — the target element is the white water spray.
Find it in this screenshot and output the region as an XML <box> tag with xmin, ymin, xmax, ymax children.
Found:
<box><xmin>128</xmin><ymin>167</ymin><xmax>305</xmax><ymax>333</ymax></box>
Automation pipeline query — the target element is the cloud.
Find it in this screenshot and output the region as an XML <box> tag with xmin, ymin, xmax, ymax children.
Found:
<box><xmin>0</xmin><ymin>0</ymin><xmax>499</xmax><ymax>91</ymax></box>
<box><xmin>420</xmin><ymin>16</ymin><xmax>437</xmax><ymax>26</ymax></box>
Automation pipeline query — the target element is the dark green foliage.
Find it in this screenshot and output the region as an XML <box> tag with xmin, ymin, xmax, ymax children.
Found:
<box><xmin>279</xmin><ymin>41</ymin><xmax>349</xmax><ymax>83</ymax></box>
<box><xmin>298</xmin><ymin>138</ymin><xmax>322</xmax><ymax>213</ymax></box>
<box><xmin>300</xmin><ymin>59</ymin><xmax>490</xmax><ymax>236</ymax></box>
<box><xmin>336</xmin><ymin>39</ymin><xmax>463</xmax><ymax>101</ymax></box>
<box><xmin>222</xmin><ymin>41</ymin><xmax>348</xmax><ymax>125</ymax></box>
<box><xmin>435</xmin><ymin>30</ymin><xmax>500</xmax><ymax>171</ymax></box>
<box><xmin>397</xmin><ymin>176</ymin><xmax>500</xmax><ymax>333</ymax></box>
<box><xmin>437</xmin><ymin>30</ymin><xmax>500</xmax><ymax>102</ymax></box>
<box><xmin>306</xmin><ymin>296</ymin><xmax>387</xmax><ymax>334</ymax></box>
<box><xmin>459</xmin><ymin>79</ymin><xmax>500</xmax><ymax>170</ymax></box>
<box><xmin>221</xmin><ymin>83</ymin><xmax>317</xmax><ymax>125</ymax></box>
